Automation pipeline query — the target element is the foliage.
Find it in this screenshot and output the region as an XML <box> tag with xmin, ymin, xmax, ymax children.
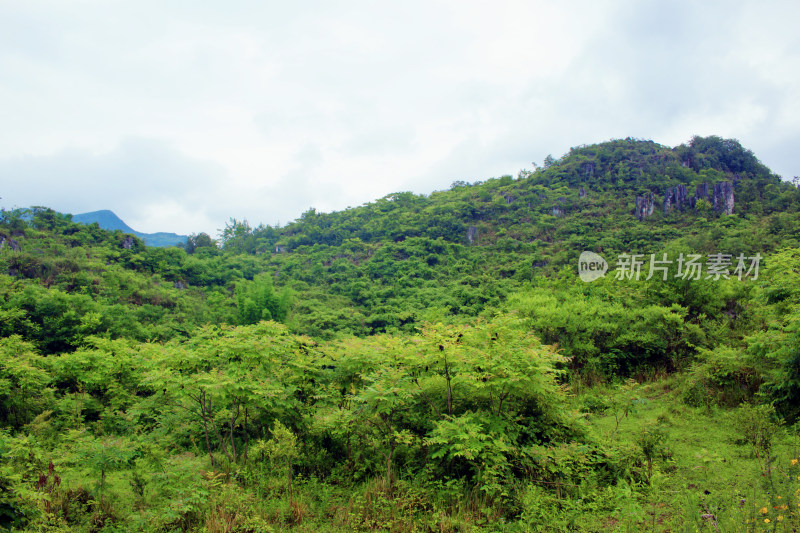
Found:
<box><xmin>1</xmin><ymin>136</ymin><xmax>800</xmax><ymax>529</ymax></box>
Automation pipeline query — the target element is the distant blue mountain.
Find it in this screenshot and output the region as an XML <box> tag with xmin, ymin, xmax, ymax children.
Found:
<box><xmin>73</xmin><ymin>210</ymin><xmax>136</xmax><ymax>233</ymax></box>
<box><xmin>73</xmin><ymin>210</ymin><xmax>188</xmax><ymax>248</ymax></box>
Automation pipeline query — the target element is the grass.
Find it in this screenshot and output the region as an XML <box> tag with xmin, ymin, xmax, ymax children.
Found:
<box><xmin>571</xmin><ymin>376</ymin><xmax>800</xmax><ymax>532</ymax></box>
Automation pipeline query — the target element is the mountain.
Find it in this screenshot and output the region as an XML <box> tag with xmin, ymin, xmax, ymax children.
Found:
<box><xmin>72</xmin><ymin>209</ymin><xmax>136</xmax><ymax>233</ymax></box>
<box><xmin>221</xmin><ymin>135</ymin><xmax>796</xmax><ymax>256</ymax></box>
<box><xmin>204</xmin><ymin>135</ymin><xmax>800</xmax><ymax>339</ymax></box>
<box><xmin>72</xmin><ymin>209</ymin><xmax>187</xmax><ymax>247</ymax></box>
<box><xmin>3</xmin><ymin>135</ymin><xmax>800</xmax><ymax>530</ymax></box>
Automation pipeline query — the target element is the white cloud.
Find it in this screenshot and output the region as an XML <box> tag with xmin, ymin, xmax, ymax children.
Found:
<box><xmin>1</xmin><ymin>1</ymin><xmax>799</xmax><ymax>236</ymax></box>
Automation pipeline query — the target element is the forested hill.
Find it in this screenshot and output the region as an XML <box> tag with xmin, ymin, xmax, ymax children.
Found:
<box><xmin>2</xmin><ymin>135</ymin><xmax>799</xmax><ymax>349</ymax></box>
<box><xmin>3</xmin><ymin>135</ymin><xmax>800</xmax><ymax>531</ymax></box>
<box><xmin>208</xmin><ymin>135</ymin><xmax>799</xmax><ymax>338</ymax></box>
<box><xmin>218</xmin><ymin>135</ymin><xmax>795</xmax><ymax>256</ymax></box>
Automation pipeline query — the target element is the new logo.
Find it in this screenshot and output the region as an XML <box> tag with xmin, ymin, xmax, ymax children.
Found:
<box><xmin>578</xmin><ymin>251</ymin><xmax>608</xmax><ymax>282</ymax></box>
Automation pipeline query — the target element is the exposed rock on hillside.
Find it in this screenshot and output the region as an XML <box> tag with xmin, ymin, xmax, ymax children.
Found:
<box><xmin>637</xmin><ymin>181</ymin><xmax>735</xmax><ymax>220</ymax></box>
<box><xmin>713</xmin><ymin>182</ymin><xmax>735</xmax><ymax>214</ymax></box>
<box><xmin>664</xmin><ymin>184</ymin><xmax>689</xmax><ymax>214</ymax></box>
<box><xmin>0</xmin><ymin>236</ymin><xmax>20</xmax><ymax>251</ymax></box>
<box><xmin>635</xmin><ymin>193</ymin><xmax>655</xmax><ymax>220</ymax></box>
<box><xmin>692</xmin><ymin>183</ymin><xmax>710</xmax><ymax>207</ymax></box>
<box><xmin>466</xmin><ymin>226</ymin><xmax>478</xmax><ymax>244</ymax></box>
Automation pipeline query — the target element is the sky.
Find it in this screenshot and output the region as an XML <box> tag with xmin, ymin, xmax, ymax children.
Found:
<box><xmin>1</xmin><ymin>1</ymin><xmax>798</xmax><ymax>236</ymax></box>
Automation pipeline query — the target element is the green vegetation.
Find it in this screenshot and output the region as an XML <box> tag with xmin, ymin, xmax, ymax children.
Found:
<box><xmin>1</xmin><ymin>135</ymin><xmax>800</xmax><ymax>531</ymax></box>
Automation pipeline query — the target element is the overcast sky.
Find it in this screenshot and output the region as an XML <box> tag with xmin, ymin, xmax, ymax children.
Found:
<box><xmin>1</xmin><ymin>1</ymin><xmax>798</xmax><ymax>236</ymax></box>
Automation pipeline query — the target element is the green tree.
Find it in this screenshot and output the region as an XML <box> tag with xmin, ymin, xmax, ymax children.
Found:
<box><xmin>235</xmin><ymin>274</ymin><xmax>291</xmax><ymax>325</ymax></box>
<box><xmin>183</xmin><ymin>232</ymin><xmax>216</xmax><ymax>254</ymax></box>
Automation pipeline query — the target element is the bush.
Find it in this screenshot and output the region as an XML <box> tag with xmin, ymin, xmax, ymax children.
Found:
<box><xmin>681</xmin><ymin>347</ymin><xmax>763</xmax><ymax>408</ymax></box>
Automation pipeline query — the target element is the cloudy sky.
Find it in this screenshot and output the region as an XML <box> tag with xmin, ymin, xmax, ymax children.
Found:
<box><xmin>1</xmin><ymin>1</ymin><xmax>798</xmax><ymax>236</ymax></box>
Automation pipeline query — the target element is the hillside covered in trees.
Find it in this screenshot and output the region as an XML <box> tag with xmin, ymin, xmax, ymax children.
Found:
<box><xmin>1</xmin><ymin>135</ymin><xmax>800</xmax><ymax>531</ymax></box>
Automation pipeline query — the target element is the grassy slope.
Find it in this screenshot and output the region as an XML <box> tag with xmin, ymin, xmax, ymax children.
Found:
<box><xmin>570</xmin><ymin>378</ymin><xmax>800</xmax><ymax>532</ymax></box>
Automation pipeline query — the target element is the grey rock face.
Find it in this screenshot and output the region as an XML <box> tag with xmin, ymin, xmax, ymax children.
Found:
<box><xmin>663</xmin><ymin>184</ymin><xmax>689</xmax><ymax>214</ymax></box>
<box><xmin>466</xmin><ymin>226</ymin><xmax>478</xmax><ymax>244</ymax></box>
<box><xmin>713</xmin><ymin>182</ymin><xmax>735</xmax><ymax>215</ymax></box>
<box><xmin>691</xmin><ymin>183</ymin><xmax>710</xmax><ymax>207</ymax></box>
<box><xmin>0</xmin><ymin>236</ymin><xmax>20</xmax><ymax>251</ymax></box>
<box><xmin>634</xmin><ymin>193</ymin><xmax>655</xmax><ymax>220</ymax></box>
